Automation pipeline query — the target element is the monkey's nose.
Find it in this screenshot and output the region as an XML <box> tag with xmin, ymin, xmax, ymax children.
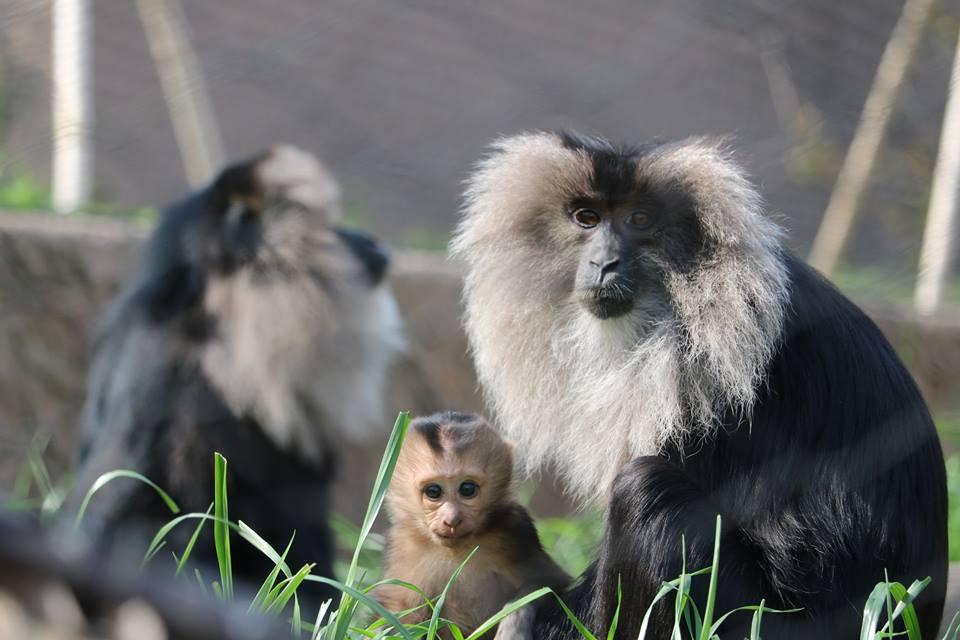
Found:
<box><xmin>442</xmin><ymin>514</ymin><xmax>462</xmax><ymax>529</ymax></box>
<box><xmin>590</xmin><ymin>258</ymin><xmax>621</xmax><ymax>284</ymax></box>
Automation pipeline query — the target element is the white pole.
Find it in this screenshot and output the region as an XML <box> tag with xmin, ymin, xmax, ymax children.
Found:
<box><xmin>136</xmin><ymin>0</ymin><xmax>225</xmax><ymax>187</ymax></box>
<box><xmin>51</xmin><ymin>0</ymin><xmax>93</xmax><ymax>214</ymax></box>
<box><xmin>915</xmin><ymin>29</ymin><xmax>960</xmax><ymax>316</ymax></box>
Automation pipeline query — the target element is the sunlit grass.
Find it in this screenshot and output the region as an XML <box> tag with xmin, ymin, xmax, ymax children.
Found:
<box><xmin>56</xmin><ymin>411</ymin><xmax>959</xmax><ymax>638</ymax></box>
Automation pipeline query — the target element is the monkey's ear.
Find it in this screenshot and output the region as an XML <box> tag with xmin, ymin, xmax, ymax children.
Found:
<box><xmin>208</xmin><ymin>145</ymin><xmax>342</xmax><ymax>219</ymax></box>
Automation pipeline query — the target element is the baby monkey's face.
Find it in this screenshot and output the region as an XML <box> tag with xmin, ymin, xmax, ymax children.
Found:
<box><xmin>417</xmin><ymin>463</ymin><xmax>492</xmax><ymax>544</ymax></box>
<box><xmin>388</xmin><ymin>412</ymin><xmax>514</xmax><ymax>547</ymax></box>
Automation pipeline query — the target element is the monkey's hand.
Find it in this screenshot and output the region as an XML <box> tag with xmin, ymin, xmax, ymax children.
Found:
<box><xmin>493</xmin><ymin>605</ymin><xmax>536</xmax><ymax>640</ymax></box>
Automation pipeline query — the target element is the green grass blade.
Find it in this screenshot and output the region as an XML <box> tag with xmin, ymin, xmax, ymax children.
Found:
<box><xmin>885</xmin><ymin>572</ymin><xmax>896</xmax><ymax>640</ymax></box>
<box><xmin>305</xmin><ymin>574</ymin><xmax>415</xmax><ymax>640</ymax></box>
<box><xmin>311</xmin><ymin>598</ymin><xmax>333</xmax><ymax>640</ymax></box>
<box><xmin>176</xmin><ymin>503</ymin><xmax>213</xmax><ymax>575</ymax></box>
<box><xmin>194</xmin><ymin>568</ymin><xmax>208</xmax><ymax>596</ymax></box>
<box><xmin>708</xmin><ymin>603</ymin><xmax>801</xmax><ymax>635</ymax></box>
<box><xmin>237</xmin><ymin>520</ymin><xmax>294</xmax><ymax>578</ymax></box>
<box><xmin>639</xmin><ymin>576</ymin><xmax>698</xmax><ymax>639</ymax></box>
<box><xmin>334</xmin><ymin>412</ymin><xmax>411</xmax><ymax>640</ymax></box>
<box><xmin>551</xmin><ymin>592</ymin><xmax>598</xmax><ymax>640</ymax></box>
<box><xmin>606</xmin><ymin>576</ymin><xmax>622</xmax><ymax>640</ymax></box>
<box><xmin>291</xmin><ymin>594</ymin><xmax>302</xmax><ymax>636</ymax></box>
<box><xmin>28</xmin><ymin>441</ymin><xmax>54</xmax><ymax>498</ymax></box>
<box><xmin>331</xmin><ymin>514</ymin><xmax>386</xmax><ymax>553</ymax></box>
<box><xmin>265</xmin><ymin>563</ymin><xmax>314</xmax><ymax>616</ymax></box>
<box><xmin>74</xmin><ymin>469</ymin><xmax>180</xmax><ymax>528</ymax></box>
<box><xmin>142</xmin><ymin>540</ymin><xmax>167</xmax><ymax>567</ymax></box>
<box><xmin>362</xmin><ymin>578</ymin><xmax>428</xmax><ymax>600</ymax></box>
<box><xmin>462</xmin><ymin>587</ymin><xmax>554</xmax><ymax>640</ymax></box>
<box><xmin>427</xmin><ymin>547</ymin><xmax>478</xmax><ymax>640</ymax></box>
<box><xmin>261</xmin><ymin>579</ymin><xmax>289</xmax><ymax>610</ymax></box>
<box><xmin>698</xmin><ymin>515</ymin><xmax>721</xmax><ymax>640</ymax></box>
<box><xmin>144</xmin><ymin>513</ymin><xmax>219</xmax><ymax>566</ymax></box>
<box><xmin>250</xmin><ymin>533</ymin><xmax>297</xmax><ymax>612</ymax></box>
<box><xmin>883</xmin><ymin>578</ymin><xmax>930</xmax><ymax>640</ymax></box>
<box><xmin>673</xmin><ymin>540</ymin><xmax>692</xmax><ymax>640</ymax></box>
<box><xmin>682</xmin><ymin>596</ymin><xmax>704</xmax><ymax>639</ymax></box>
<box><xmin>213</xmin><ymin>452</ymin><xmax>233</xmax><ymax>601</ymax></box>
<box><xmin>749</xmin><ymin>599</ymin><xmax>765</xmax><ymax>640</ymax></box>
<box><xmin>144</xmin><ymin>511</ymin><xmax>299</xmax><ymax>574</ymax></box>
<box><xmin>861</xmin><ymin>581</ymin><xmax>889</xmax><ymax>640</ymax></box>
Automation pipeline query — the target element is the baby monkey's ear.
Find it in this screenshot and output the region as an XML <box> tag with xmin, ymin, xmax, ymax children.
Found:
<box><xmin>207</xmin><ymin>145</ymin><xmax>341</xmax><ymax>219</ymax></box>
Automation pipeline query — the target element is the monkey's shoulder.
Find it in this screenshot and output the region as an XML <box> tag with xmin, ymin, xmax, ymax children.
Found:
<box><xmin>478</xmin><ymin>502</ymin><xmax>546</xmax><ymax>561</ymax></box>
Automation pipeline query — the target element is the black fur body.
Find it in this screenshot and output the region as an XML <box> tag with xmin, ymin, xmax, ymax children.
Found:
<box><xmin>536</xmin><ymin>254</ymin><xmax>947</xmax><ymax>639</ymax></box>
<box><xmin>69</xmin><ymin>147</ymin><xmax>403</xmax><ymax>606</ymax></box>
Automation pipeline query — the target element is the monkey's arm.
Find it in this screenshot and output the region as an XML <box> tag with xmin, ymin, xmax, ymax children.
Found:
<box><xmin>492</xmin><ymin>506</ymin><xmax>572</xmax><ymax>640</ymax></box>
<box><xmin>581</xmin><ymin>456</ymin><xmax>768</xmax><ymax>640</ymax></box>
<box><xmin>494</xmin><ymin>559</ymin><xmax>570</xmax><ymax>640</ymax></box>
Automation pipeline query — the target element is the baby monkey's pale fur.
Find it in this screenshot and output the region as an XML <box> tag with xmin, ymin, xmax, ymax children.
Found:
<box><xmin>379</xmin><ymin>413</ymin><xmax>569</xmax><ymax>639</ymax></box>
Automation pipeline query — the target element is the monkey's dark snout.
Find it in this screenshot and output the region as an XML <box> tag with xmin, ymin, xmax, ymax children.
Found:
<box><xmin>336</xmin><ymin>228</ymin><xmax>390</xmax><ymax>285</ymax></box>
<box><xmin>589</xmin><ymin>257</ymin><xmax>621</xmax><ymax>285</ymax></box>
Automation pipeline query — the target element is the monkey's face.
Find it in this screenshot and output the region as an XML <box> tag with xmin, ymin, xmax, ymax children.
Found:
<box><xmin>146</xmin><ymin>145</ymin><xmax>404</xmax><ymax>456</ymax></box>
<box><xmin>201</xmin><ymin>145</ymin><xmax>390</xmax><ymax>291</ymax></box>
<box><xmin>454</xmin><ymin>132</ymin><xmax>790</xmax><ymax>500</ymax></box>
<box><xmin>417</xmin><ymin>470</ymin><xmax>492</xmax><ymax>544</ymax></box>
<box><xmin>455</xmin><ymin>131</ymin><xmax>706</xmax><ymax>325</ymax></box>
<box><xmin>568</xmin><ymin>192</ymin><xmax>674</xmax><ymax>320</ymax></box>
<box><xmin>388</xmin><ymin>413</ymin><xmax>514</xmax><ymax>546</ymax></box>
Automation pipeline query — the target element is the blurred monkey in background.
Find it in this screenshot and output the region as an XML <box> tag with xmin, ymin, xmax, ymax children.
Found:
<box><xmin>68</xmin><ymin>146</ymin><xmax>404</xmax><ymax>601</ymax></box>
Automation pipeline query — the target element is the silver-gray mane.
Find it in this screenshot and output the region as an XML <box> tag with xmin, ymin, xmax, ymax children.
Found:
<box><xmin>451</xmin><ymin>132</ymin><xmax>790</xmax><ymax>501</ymax></box>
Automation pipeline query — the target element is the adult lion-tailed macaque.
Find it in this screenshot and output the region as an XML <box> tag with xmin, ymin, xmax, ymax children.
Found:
<box><xmin>67</xmin><ymin>145</ymin><xmax>404</xmax><ymax>603</ymax></box>
<box><xmin>452</xmin><ymin>131</ymin><xmax>947</xmax><ymax>639</ymax></box>
<box><xmin>379</xmin><ymin>412</ymin><xmax>570</xmax><ymax>639</ymax></box>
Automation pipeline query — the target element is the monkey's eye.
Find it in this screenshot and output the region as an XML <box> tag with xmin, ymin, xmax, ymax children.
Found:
<box><xmin>458</xmin><ymin>481</ymin><xmax>479</xmax><ymax>498</ymax></box>
<box><xmin>571</xmin><ymin>209</ymin><xmax>601</xmax><ymax>229</ymax></box>
<box><xmin>625</xmin><ymin>211</ymin><xmax>653</xmax><ymax>228</ymax></box>
<box><xmin>423</xmin><ymin>484</ymin><xmax>443</xmax><ymax>500</ymax></box>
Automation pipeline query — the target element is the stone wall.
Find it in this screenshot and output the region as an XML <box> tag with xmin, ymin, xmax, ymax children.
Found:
<box><xmin>2</xmin><ymin>212</ymin><xmax>959</xmax><ymax>522</ymax></box>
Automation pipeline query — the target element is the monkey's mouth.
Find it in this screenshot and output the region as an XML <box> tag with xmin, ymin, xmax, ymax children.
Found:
<box><xmin>582</xmin><ymin>285</ymin><xmax>634</xmax><ymax>320</ymax></box>
<box><xmin>432</xmin><ymin>529</ymin><xmax>471</xmax><ymax>545</ymax></box>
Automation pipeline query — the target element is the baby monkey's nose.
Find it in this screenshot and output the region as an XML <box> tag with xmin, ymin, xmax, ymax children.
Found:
<box><xmin>443</xmin><ymin>513</ymin><xmax>463</xmax><ymax>529</ymax></box>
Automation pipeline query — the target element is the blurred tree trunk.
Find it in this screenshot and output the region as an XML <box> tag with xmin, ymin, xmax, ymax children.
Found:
<box><xmin>807</xmin><ymin>0</ymin><xmax>936</xmax><ymax>276</ymax></box>
<box><xmin>915</xmin><ymin>28</ymin><xmax>960</xmax><ymax>316</ymax></box>
<box><xmin>137</xmin><ymin>0</ymin><xmax>224</xmax><ymax>187</ymax></box>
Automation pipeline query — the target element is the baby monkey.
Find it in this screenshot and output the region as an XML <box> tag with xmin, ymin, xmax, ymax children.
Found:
<box><xmin>379</xmin><ymin>412</ymin><xmax>570</xmax><ymax>639</ymax></box>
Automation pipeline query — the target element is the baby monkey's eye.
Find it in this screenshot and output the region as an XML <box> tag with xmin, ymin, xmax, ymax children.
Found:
<box><xmin>458</xmin><ymin>481</ymin><xmax>479</xmax><ymax>498</ymax></box>
<box><xmin>424</xmin><ymin>484</ymin><xmax>443</xmax><ymax>500</ymax></box>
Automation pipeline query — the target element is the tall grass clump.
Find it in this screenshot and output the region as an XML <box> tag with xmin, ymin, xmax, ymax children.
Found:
<box><xmin>65</xmin><ymin>411</ymin><xmax>960</xmax><ymax>639</ymax></box>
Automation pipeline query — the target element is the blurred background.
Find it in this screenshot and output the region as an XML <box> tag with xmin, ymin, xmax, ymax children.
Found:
<box><xmin>0</xmin><ymin>0</ymin><xmax>958</xmax><ymax>268</ymax></box>
<box><xmin>1</xmin><ymin>0</ymin><xmax>960</xmax><ymax>631</ymax></box>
